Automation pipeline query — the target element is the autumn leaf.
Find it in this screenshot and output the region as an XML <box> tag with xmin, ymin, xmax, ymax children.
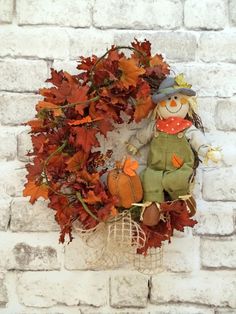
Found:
<box><xmin>73</xmin><ymin>127</ymin><xmax>99</xmax><ymax>153</ymax></box>
<box><xmin>36</xmin><ymin>101</ymin><xmax>63</xmax><ymax>117</ymax></box>
<box><xmin>46</xmin><ymin>68</ymin><xmax>64</xmax><ymax>87</ymax></box>
<box><xmin>66</xmin><ymin>151</ymin><xmax>87</xmax><ymax>172</ymax></box>
<box><xmin>134</xmin><ymin>96</ymin><xmax>155</xmax><ymax>122</ymax></box>
<box><xmin>26</xmin><ymin>119</ymin><xmax>45</xmax><ymax>132</ymax></box>
<box><xmin>96</xmin><ymin>118</ymin><xmax>113</xmax><ymax>136</ymax></box>
<box><xmin>68</xmin><ymin>85</ymin><xmax>89</xmax><ymax>103</ymax></box>
<box><xmin>119</xmin><ymin>58</ymin><xmax>145</xmax><ymax>88</ymax></box>
<box><xmin>68</xmin><ymin>116</ymin><xmax>102</xmax><ymax>126</ymax></box>
<box><xmin>84</xmin><ymin>190</ymin><xmax>102</xmax><ymax>204</ymax></box>
<box><xmin>23</xmin><ymin>181</ymin><xmax>49</xmax><ymax>204</ymax></box>
<box><xmin>123</xmin><ymin>157</ymin><xmax>139</xmax><ymax>176</ymax></box>
<box><xmin>172</xmin><ymin>154</ymin><xmax>184</xmax><ymax>168</ymax></box>
<box><xmin>131</xmin><ymin>38</ymin><xmax>151</xmax><ymax>57</ymax></box>
<box><xmin>111</xmin><ymin>206</ymin><xmax>118</xmax><ymax>217</ymax></box>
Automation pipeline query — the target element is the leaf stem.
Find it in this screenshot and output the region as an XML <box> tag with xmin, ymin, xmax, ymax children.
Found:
<box><xmin>89</xmin><ymin>45</ymin><xmax>147</xmax><ymax>85</ymax></box>
<box><xmin>76</xmin><ymin>191</ymin><xmax>101</xmax><ymax>222</ymax></box>
<box><xmin>42</xmin><ymin>140</ymin><xmax>72</xmax><ymax>197</ymax></box>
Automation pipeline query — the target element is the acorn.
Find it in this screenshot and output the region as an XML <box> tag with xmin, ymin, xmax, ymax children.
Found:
<box><xmin>142</xmin><ymin>202</ymin><xmax>161</xmax><ymax>226</ymax></box>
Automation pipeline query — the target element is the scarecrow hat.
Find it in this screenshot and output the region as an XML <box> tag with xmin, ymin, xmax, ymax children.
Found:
<box><xmin>152</xmin><ymin>74</ymin><xmax>196</xmax><ymax>103</ymax></box>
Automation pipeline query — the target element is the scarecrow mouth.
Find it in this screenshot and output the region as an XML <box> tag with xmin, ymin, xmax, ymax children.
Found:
<box><xmin>166</xmin><ymin>104</ymin><xmax>182</xmax><ymax>113</ymax></box>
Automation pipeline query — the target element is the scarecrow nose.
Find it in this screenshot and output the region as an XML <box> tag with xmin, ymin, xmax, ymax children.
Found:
<box><xmin>170</xmin><ymin>99</ymin><xmax>177</xmax><ymax>107</ymax></box>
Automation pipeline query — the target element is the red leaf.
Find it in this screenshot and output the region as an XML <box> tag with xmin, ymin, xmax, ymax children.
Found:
<box><xmin>72</xmin><ymin>127</ymin><xmax>99</xmax><ymax>153</ymax></box>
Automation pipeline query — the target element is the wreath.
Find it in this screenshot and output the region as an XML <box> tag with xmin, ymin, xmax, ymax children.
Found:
<box><xmin>23</xmin><ymin>39</ymin><xmax>197</xmax><ymax>257</ymax></box>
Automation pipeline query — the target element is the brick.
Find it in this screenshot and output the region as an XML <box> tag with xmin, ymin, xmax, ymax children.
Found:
<box><xmin>0</xmin><ymin>60</ymin><xmax>48</xmax><ymax>92</ymax></box>
<box><xmin>93</xmin><ymin>0</ymin><xmax>183</xmax><ymax>30</ymax></box>
<box><xmin>229</xmin><ymin>0</ymin><xmax>236</xmax><ymax>25</ymax></box>
<box><xmin>110</xmin><ymin>274</ymin><xmax>149</xmax><ymax>308</ymax></box>
<box><xmin>114</xmin><ymin>31</ymin><xmax>197</xmax><ymax>62</ymax></box>
<box><xmin>150</xmin><ymin>271</ymin><xmax>236</xmax><ymax>307</ymax></box>
<box><xmin>17</xmin><ymin>128</ymin><xmax>33</xmax><ymax>162</ymax></box>
<box><xmin>199</xmin><ymin>32</ymin><xmax>236</xmax><ymax>63</ymax></box>
<box><xmin>0</xmin><ymin>0</ymin><xmax>13</xmax><ymax>23</ymax></box>
<box><xmin>204</xmin><ymin>130</ymin><xmax>236</xmax><ymax>167</ymax></box>
<box><xmin>184</xmin><ymin>0</ymin><xmax>226</xmax><ymax>30</ymax></box>
<box><xmin>12</xmin><ymin>309</ymin><xmax>82</xmax><ymax>314</ymax></box>
<box><xmin>10</xmin><ymin>197</ymin><xmax>59</xmax><ymax>232</ymax></box>
<box><xmin>0</xmin><ymin>272</ymin><xmax>8</xmax><ymax>306</ymax></box>
<box><xmin>0</xmin><ymin>92</ymin><xmax>38</xmax><ymax>125</ymax></box>
<box><xmin>0</xmin><ymin>161</ymin><xmax>27</xmax><ymax>197</ymax></box>
<box><xmin>163</xmin><ymin>237</ymin><xmax>200</xmax><ymax>272</ymax></box>
<box><xmin>0</xmin><ymin>127</ymin><xmax>17</xmax><ymax>160</ymax></box>
<box><xmin>65</xmin><ymin>234</ymin><xmax>100</xmax><ymax>270</ymax></box>
<box><xmin>149</xmin><ymin>305</ymin><xmax>214</xmax><ymax>314</ymax></box>
<box><xmin>0</xmin><ymin>233</ymin><xmax>60</xmax><ymax>270</ymax></box>
<box><xmin>16</xmin><ymin>0</ymin><xmax>91</xmax><ymax>27</ymax></box>
<box><xmin>0</xmin><ymin>197</ymin><xmax>11</xmax><ymax>230</ymax></box>
<box><xmin>197</xmin><ymin>97</ymin><xmax>217</xmax><ymax>132</ymax></box>
<box><xmin>216</xmin><ymin>309</ymin><xmax>236</xmax><ymax>314</ymax></box>
<box><xmin>69</xmin><ymin>29</ymin><xmax>114</xmax><ymax>59</ymax></box>
<box><xmin>52</xmin><ymin>60</ymin><xmax>79</xmax><ymax>76</ymax></box>
<box><xmin>17</xmin><ymin>271</ymin><xmax>107</xmax><ymax>307</ymax></box>
<box><xmin>194</xmin><ymin>201</ymin><xmax>235</xmax><ymax>236</ymax></box>
<box><xmin>215</xmin><ymin>99</ymin><xmax>236</xmax><ymax>131</ymax></box>
<box><xmin>201</xmin><ymin>238</ymin><xmax>236</xmax><ymax>268</ymax></box>
<box><xmin>0</xmin><ymin>26</ymin><xmax>69</xmax><ymax>59</ymax></box>
<box><xmin>81</xmin><ymin>310</ymin><xmax>148</xmax><ymax>314</ymax></box>
<box><xmin>173</xmin><ymin>64</ymin><xmax>236</xmax><ymax>97</ymax></box>
<box><xmin>202</xmin><ymin>167</ymin><xmax>236</xmax><ymax>201</ymax></box>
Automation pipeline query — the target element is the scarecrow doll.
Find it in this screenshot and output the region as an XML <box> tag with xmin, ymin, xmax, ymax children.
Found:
<box><xmin>127</xmin><ymin>74</ymin><xmax>221</xmax><ymax>226</ymax></box>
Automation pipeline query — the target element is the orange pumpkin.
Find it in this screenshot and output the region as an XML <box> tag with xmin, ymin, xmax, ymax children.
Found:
<box><xmin>107</xmin><ymin>166</ymin><xmax>143</xmax><ymax>209</ymax></box>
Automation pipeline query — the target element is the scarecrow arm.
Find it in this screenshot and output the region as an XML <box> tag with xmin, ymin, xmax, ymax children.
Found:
<box><xmin>127</xmin><ymin>120</ymin><xmax>155</xmax><ymax>155</ymax></box>
<box><xmin>185</xmin><ymin>125</ymin><xmax>210</xmax><ymax>157</ymax></box>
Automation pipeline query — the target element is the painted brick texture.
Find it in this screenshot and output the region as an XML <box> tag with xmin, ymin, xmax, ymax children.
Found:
<box><xmin>0</xmin><ymin>0</ymin><xmax>235</xmax><ymax>313</ymax></box>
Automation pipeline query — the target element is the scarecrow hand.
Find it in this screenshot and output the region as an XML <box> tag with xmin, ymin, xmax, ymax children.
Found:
<box><xmin>126</xmin><ymin>142</ymin><xmax>138</xmax><ymax>155</ymax></box>
<box><xmin>205</xmin><ymin>147</ymin><xmax>222</xmax><ymax>164</ymax></box>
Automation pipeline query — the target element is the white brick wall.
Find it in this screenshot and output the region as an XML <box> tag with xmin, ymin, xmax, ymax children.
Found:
<box><xmin>0</xmin><ymin>0</ymin><xmax>235</xmax><ymax>313</ymax></box>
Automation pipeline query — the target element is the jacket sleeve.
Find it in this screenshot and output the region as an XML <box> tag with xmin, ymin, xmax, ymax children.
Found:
<box><xmin>128</xmin><ymin>120</ymin><xmax>155</xmax><ymax>150</ymax></box>
<box><xmin>185</xmin><ymin>125</ymin><xmax>210</xmax><ymax>157</ymax></box>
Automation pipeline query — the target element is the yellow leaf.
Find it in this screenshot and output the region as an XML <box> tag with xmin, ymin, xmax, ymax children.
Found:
<box><xmin>174</xmin><ymin>73</ymin><xmax>192</xmax><ymax>89</ymax></box>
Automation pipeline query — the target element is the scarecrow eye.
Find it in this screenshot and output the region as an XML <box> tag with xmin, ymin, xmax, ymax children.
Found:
<box><xmin>174</xmin><ymin>96</ymin><xmax>178</xmax><ymax>99</ymax></box>
<box><xmin>168</xmin><ymin>97</ymin><xmax>171</xmax><ymax>100</ymax></box>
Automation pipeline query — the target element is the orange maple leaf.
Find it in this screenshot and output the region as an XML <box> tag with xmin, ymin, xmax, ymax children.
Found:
<box><xmin>23</xmin><ymin>181</ymin><xmax>49</xmax><ymax>204</ymax></box>
<box><xmin>119</xmin><ymin>58</ymin><xmax>145</xmax><ymax>89</ymax></box>
<box><xmin>123</xmin><ymin>157</ymin><xmax>139</xmax><ymax>176</ymax></box>
<box><xmin>172</xmin><ymin>154</ymin><xmax>184</xmax><ymax>168</ymax></box>
<box><xmin>36</xmin><ymin>101</ymin><xmax>62</xmax><ymax>117</ymax></box>
<box><xmin>26</xmin><ymin>119</ymin><xmax>45</xmax><ymax>132</ymax></box>
<box><xmin>68</xmin><ymin>116</ymin><xmax>102</xmax><ymax>126</ymax></box>
<box><xmin>84</xmin><ymin>190</ymin><xmax>102</xmax><ymax>204</ymax></box>
<box><xmin>134</xmin><ymin>96</ymin><xmax>155</xmax><ymax>122</ymax></box>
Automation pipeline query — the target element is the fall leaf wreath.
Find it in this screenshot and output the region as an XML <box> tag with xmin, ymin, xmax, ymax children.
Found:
<box><xmin>23</xmin><ymin>39</ymin><xmax>197</xmax><ymax>258</ymax></box>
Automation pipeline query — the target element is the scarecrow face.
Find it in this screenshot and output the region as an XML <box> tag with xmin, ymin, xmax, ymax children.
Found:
<box><xmin>158</xmin><ymin>93</ymin><xmax>190</xmax><ymax>119</ymax></box>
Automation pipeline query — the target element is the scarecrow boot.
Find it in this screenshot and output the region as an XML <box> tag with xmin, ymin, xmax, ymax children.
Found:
<box><xmin>141</xmin><ymin>202</ymin><xmax>161</xmax><ymax>226</ymax></box>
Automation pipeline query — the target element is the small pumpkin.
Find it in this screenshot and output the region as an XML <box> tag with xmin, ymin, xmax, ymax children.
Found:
<box><xmin>107</xmin><ymin>158</ymin><xmax>143</xmax><ymax>208</ymax></box>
